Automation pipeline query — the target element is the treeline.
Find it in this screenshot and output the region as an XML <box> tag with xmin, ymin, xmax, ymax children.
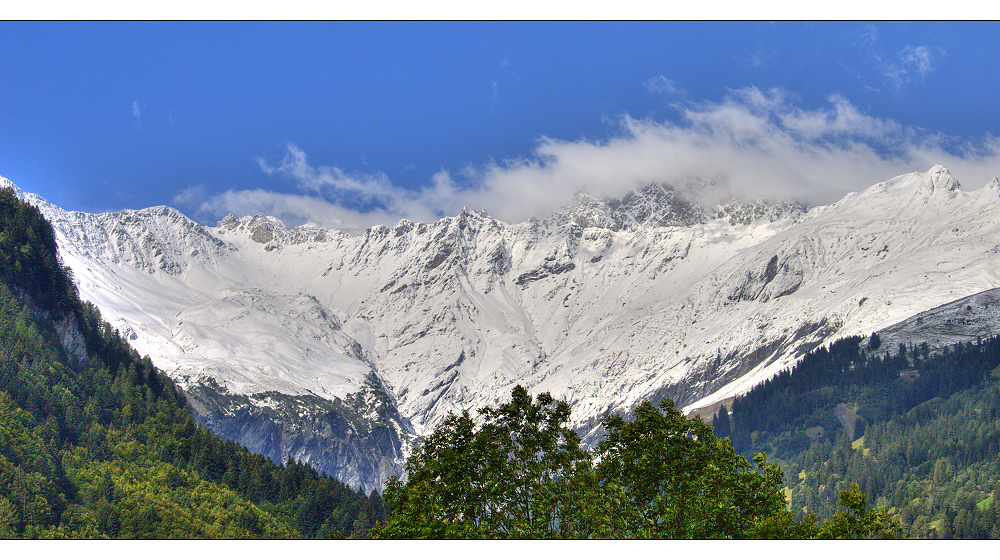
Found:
<box><xmin>721</xmin><ymin>335</ymin><xmax>1000</xmax><ymax>454</ymax></box>
<box><xmin>716</xmin><ymin>329</ymin><xmax>1000</xmax><ymax>538</ymax></box>
<box><xmin>0</xmin><ymin>187</ymin><xmax>384</xmax><ymax>538</ymax></box>
<box><xmin>0</xmin><ymin>187</ymin><xmax>79</xmax><ymax>315</ymax></box>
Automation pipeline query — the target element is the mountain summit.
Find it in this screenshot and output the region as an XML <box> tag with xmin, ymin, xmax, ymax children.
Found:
<box><xmin>5</xmin><ymin>166</ymin><xmax>998</xmax><ymax>491</ymax></box>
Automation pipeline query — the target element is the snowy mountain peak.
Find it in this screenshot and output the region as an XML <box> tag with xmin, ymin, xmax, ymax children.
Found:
<box><xmin>244</xmin><ymin>213</ymin><xmax>285</xmax><ymax>244</ymax></box>
<box><xmin>549</xmin><ymin>182</ymin><xmax>709</xmax><ymax>230</ymax></box>
<box><xmin>551</xmin><ymin>182</ymin><xmax>805</xmax><ymax>231</ymax></box>
<box><xmin>829</xmin><ymin>166</ymin><xmax>976</xmax><ymax>223</ymax></box>
<box><xmin>927</xmin><ymin>164</ymin><xmax>961</xmax><ymax>189</ymax></box>
<box><xmin>217</xmin><ymin>213</ymin><xmax>239</xmax><ymax>228</ymax></box>
<box><xmin>458</xmin><ymin>206</ymin><xmax>489</xmax><ymax>219</ymax></box>
<box><xmin>712</xmin><ymin>198</ymin><xmax>807</xmax><ymax>226</ymax></box>
<box><xmin>215</xmin><ymin>211</ymin><xmax>337</xmax><ymax>246</ymax></box>
<box><xmin>5</xmin><ymin>165</ymin><xmax>997</xmax><ymax>491</ymax></box>
<box><xmin>619</xmin><ymin>183</ymin><xmax>709</xmax><ymax>228</ymax></box>
<box><xmin>876</xmin><ymin>165</ymin><xmax>962</xmax><ymax>195</ymax></box>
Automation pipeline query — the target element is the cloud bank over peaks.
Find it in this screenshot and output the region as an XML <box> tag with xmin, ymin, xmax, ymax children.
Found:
<box><xmin>189</xmin><ymin>87</ymin><xmax>999</xmax><ymax>231</ymax></box>
<box><xmin>190</xmin><ymin>145</ymin><xmax>463</xmax><ymax>233</ymax></box>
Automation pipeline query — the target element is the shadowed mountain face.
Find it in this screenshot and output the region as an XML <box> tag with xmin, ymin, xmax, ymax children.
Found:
<box><xmin>5</xmin><ymin>166</ymin><xmax>998</xmax><ymax>490</ymax></box>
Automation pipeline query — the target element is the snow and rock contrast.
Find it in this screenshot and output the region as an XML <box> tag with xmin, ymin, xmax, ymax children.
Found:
<box><xmin>4</xmin><ymin>166</ymin><xmax>998</xmax><ymax>491</ymax></box>
<box><xmin>870</xmin><ymin>287</ymin><xmax>1000</xmax><ymax>357</ymax></box>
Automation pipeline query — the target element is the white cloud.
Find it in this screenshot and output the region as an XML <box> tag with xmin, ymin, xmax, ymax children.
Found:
<box><xmin>459</xmin><ymin>89</ymin><xmax>996</xmax><ymax>222</ymax></box>
<box><xmin>256</xmin><ymin>144</ymin><xmax>395</xmax><ymax>198</ymax></box>
<box><xmin>878</xmin><ymin>45</ymin><xmax>937</xmax><ymax>89</ymax></box>
<box><xmin>173</xmin><ymin>184</ymin><xmax>206</xmax><ymax>206</ymax></box>
<box><xmin>900</xmin><ymin>45</ymin><xmax>934</xmax><ymax>77</ymax></box>
<box><xmin>778</xmin><ymin>93</ymin><xmax>903</xmax><ymax>143</ymax></box>
<box><xmin>643</xmin><ymin>75</ymin><xmax>684</xmax><ymax>96</ymax></box>
<box><xmin>194</xmin><ymin>189</ymin><xmax>402</xmax><ymax>233</ymax></box>
<box><xmin>252</xmin><ymin>144</ymin><xmax>460</xmax><ymax>225</ymax></box>
<box><xmin>132</xmin><ymin>100</ymin><xmax>141</xmax><ymax>120</ymax></box>
<box><xmin>736</xmin><ymin>48</ymin><xmax>778</xmax><ymax>69</ymax></box>
<box><xmin>199</xmin><ymin>87</ymin><xmax>999</xmax><ymax>231</ymax></box>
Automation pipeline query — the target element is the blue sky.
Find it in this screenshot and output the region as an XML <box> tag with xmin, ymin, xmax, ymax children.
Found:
<box><xmin>1</xmin><ymin>20</ymin><xmax>998</xmax><ymax>229</ymax></box>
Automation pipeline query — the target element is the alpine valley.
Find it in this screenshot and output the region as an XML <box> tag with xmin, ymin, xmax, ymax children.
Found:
<box><xmin>4</xmin><ymin>165</ymin><xmax>998</xmax><ymax>492</ymax></box>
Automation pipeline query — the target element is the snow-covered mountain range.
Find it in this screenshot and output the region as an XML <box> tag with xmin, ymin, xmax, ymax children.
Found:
<box><xmin>4</xmin><ymin>165</ymin><xmax>998</xmax><ymax>491</ymax></box>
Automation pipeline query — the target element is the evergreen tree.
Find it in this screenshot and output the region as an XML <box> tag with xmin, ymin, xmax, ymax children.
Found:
<box><xmin>714</xmin><ymin>403</ymin><xmax>732</xmax><ymax>440</ymax></box>
<box><xmin>868</xmin><ymin>332</ymin><xmax>881</xmax><ymax>351</ymax></box>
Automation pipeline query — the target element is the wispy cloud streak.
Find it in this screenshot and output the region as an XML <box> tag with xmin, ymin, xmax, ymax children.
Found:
<box><xmin>644</xmin><ymin>75</ymin><xmax>685</xmax><ymax>96</ymax></box>
<box><xmin>853</xmin><ymin>25</ymin><xmax>940</xmax><ymax>91</ymax></box>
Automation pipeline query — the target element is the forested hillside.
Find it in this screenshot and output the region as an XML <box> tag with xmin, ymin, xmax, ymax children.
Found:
<box><xmin>718</xmin><ymin>332</ymin><xmax>1000</xmax><ymax>538</ymax></box>
<box><xmin>0</xmin><ymin>187</ymin><xmax>385</xmax><ymax>538</ymax></box>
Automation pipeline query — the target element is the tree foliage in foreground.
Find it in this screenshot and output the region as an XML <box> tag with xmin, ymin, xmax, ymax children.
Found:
<box><xmin>590</xmin><ymin>400</ymin><xmax>789</xmax><ymax>538</ymax></box>
<box><xmin>372</xmin><ymin>387</ymin><xmax>589</xmax><ymax>538</ymax></box>
<box><xmin>372</xmin><ymin>387</ymin><xmax>905</xmax><ymax>539</ymax></box>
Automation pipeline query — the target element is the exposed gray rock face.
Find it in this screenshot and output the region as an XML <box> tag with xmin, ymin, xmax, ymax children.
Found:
<box><xmin>54</xmin><ymin>315</ymin><xmax>89</xmax><ymax>365</ymax></box>
<box><xmin>550</xmin><ymin>183</ymin><xmax>805</xmax><ymax>231</ymax></box>
<box><xmin>183</xmin><ymin>376</ymin><xmax>416</xmax><ymax>492</ymax></box>
<box><xmin>714</xmin><ymin>198</ymin><xmax>807</xmax><ymax>226</ymax></box>
<box><xmin>872</xmin><ymin>287</ymin><xmax>1000</xmax><ymax>356</ymax></box>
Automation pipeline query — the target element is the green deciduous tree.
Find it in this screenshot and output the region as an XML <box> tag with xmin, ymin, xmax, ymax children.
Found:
<box><xmin>375</xmin><ymin>389</ymin><xmax>907</xmax><ymax>539</ymax></box>
<box><xmin>816</xmin><ymin>483</ymin><xmax>906</xmax><ymax>539</ymax></box>
<box><xmin>591</xmin><ymin>399</ymin><xmax>790</xmax><ymax>538</ymax></box>
<box><xmin>372</xmin><ymin>386</ymin><xmax>590</xmax><ymax>538</ymax></box>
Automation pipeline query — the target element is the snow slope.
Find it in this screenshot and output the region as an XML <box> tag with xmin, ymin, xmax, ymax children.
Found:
<box><xmin>4</xmin><ymin>165</ymin><xmax>998</xmax><ymax>487</ymax></box>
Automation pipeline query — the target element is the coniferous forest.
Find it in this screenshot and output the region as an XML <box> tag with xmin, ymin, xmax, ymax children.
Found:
<box><xmin>719</xmin><ymin>332</ymin><xmax>1000</xmax><ymax>538</ymax></box>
